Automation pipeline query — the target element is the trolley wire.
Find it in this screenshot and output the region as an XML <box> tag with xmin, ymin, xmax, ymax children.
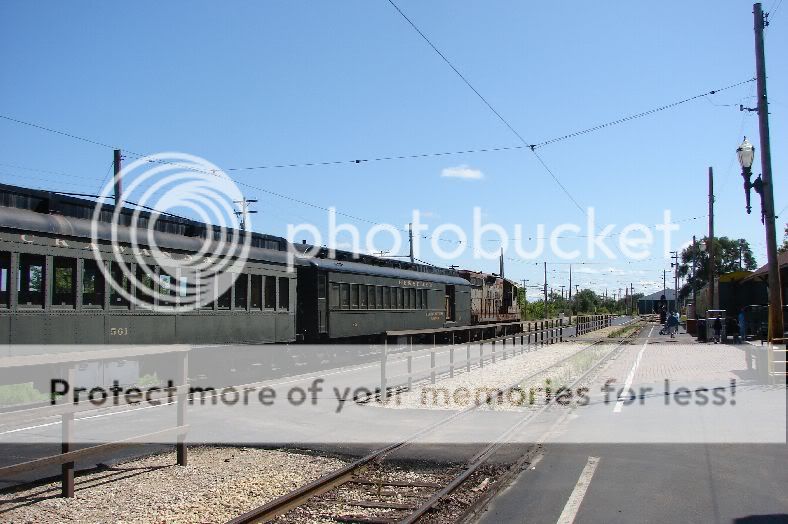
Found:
<box><xmin>384</xmin><ymin>0</ymin><xmax>584</xmax><ymax>214</ymax></box>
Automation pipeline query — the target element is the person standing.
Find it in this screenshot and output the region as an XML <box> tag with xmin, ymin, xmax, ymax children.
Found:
<box><xmin>713</xmin><ymin>317</ymin><xmax>722</xmax><ymax>344</ymax></box>
<box><xmin>738</xmin><ymin>307</ymin><xmax>746</xmax><ymax>342</ymax></box>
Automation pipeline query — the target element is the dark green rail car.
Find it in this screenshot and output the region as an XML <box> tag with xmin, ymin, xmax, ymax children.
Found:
<box><xmin>0</xmin><ymin>207</ymin><xmax>297</xmax><ymax>345</ymax></box>
<box><xmin>297</xmin><ymin>258</ymin><xmax>471</xmax><ymax>341</ymax></box>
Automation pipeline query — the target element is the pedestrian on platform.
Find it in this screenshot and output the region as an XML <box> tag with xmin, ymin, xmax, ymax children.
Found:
<box><xmin>712</xmin><ymin>317</ymin><xmax>722</xmax><ymax>344</ymax></box>
<box><xmin>738</xmin><ymin>307</ymin><xmax>746</xmax><ymax>342</ymax></box>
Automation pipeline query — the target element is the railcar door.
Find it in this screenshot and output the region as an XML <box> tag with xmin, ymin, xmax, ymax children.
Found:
<box><xmin>317</xmin><ymin>271</ymin><xmax>328</xmax><ymax>335</ymax></box>
<box><xmin>445</xmin><ymin>285</ymin><xmax>456</xmax><ymax>322</ymax></box>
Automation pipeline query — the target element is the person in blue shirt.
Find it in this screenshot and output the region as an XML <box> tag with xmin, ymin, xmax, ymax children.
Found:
<box><xmin>738</xmin><ymin>307</ymin><xmax>746</xmax><ymax>342</ymax></box>
<box><xmin>667</xmin><ymin>311</ymin><xmax>679</xmax><ymax>338</ymax></box>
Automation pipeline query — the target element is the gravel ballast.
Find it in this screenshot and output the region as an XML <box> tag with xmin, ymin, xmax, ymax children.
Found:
<box><xmin>385</xmin><ymin>340</ymin><xmax>608</xmax><ymax>411</ymax></box>
<box><xmin>0</xmin><ymin>446</ymin><xmax>347</xmax><ymax>524</ymax></box>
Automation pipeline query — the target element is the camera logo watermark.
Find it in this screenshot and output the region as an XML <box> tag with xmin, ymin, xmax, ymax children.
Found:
<box><xmin>91</xmin><ymin>152</ymin><xmax>251</xmax><ymax>312</ymax></box>
<box><xmin>286</xmin><ymin>207</ymin><xmax>681</xmax><ymax>268</ymax></box>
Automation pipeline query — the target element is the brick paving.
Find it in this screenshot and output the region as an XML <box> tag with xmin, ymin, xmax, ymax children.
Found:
<box><xmin>597</xmin><ymin>323</ymin><xmax>752</xmax><ymax>388</ymax></box>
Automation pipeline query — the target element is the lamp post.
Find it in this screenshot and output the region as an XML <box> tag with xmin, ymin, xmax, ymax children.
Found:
<box><xmin>738</xmin><ymin>134</ymin><xmax>783</xmax><ymax>341</ymax></box>
<box><xmin>737</xmin><ymin>137</ymin><xmax>762</xmax><ymax>218</ymax></box>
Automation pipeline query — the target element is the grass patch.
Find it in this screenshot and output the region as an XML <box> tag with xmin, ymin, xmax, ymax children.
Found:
<box><xmin>0</xmin><ymin>382</ymin><xmax>49</xmax><ymax>406</ymax></box>
<box><xmin>608</xmin><ymin>322</ymin><xmax>643</xmax><ymax>339</ymax></box>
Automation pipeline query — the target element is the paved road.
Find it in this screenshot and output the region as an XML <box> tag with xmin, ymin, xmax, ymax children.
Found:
<box><xmin>478</xmin><ymin>325</ymin><xmax>788</xmax><ymax>524</ymax></box>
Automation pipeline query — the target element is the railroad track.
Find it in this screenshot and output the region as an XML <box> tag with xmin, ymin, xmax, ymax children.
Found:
<box><xmin>225</xmin><ymin>329</ymin><xmax>642</xmax><ymax>524</ymax></box>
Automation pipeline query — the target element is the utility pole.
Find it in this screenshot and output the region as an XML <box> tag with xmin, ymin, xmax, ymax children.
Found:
<box><xmin>543</xmin><ymin>261</ymin><xmax>548</xmax><ymax>319</ymax></box>
<box><xmin>408</xmin><ymin>223</ymin><xmax>415</xmax><ymax>263</ymax></box>
<box><xmin>499</xmin><ymin>248</ymin><xmax>504</xmax><ymax>279</ymax></box>
<box><xmin>568</xmin><ymin>264</ymin><xmax>573</xmax><ymax>321</ymax></box>
<box><xmin>624</xmin><ymin>287</ymin><xmax>628</xmax><ymax>316</ymax></box>
<box><xmin>708</xmin><ymin>166</ymin><xmax>716</xmax><ymax>311</ymax></box>
<box><xmin>113</xmin><ymin>149</ymin><xmax>122</xmax><ymax>204</ymax></box>
<box><xmin>663</xmin><ymin>269</ymin><xmax>667</xmax><ymax>299</ymax></box>
<box><xmin>521</xmin><ymin>279</ymin><xmax>528</xmax><ymax>320</ymax></box>
<box><xmin>752</xmin><ymin>2</ymin><xmax>783</xmax><ymax>341</ymax></box>
<box><xmin>692</xmin><ymin>236</ymin><xmax>698</xmax><ymax>320</ymax></box>
<box><xmin>671</xmin><ymin>251</ymin><xmax>679</xmax><ymax>313</ymax></box>
<box><xmin>560</xmin><ymin>285</ymin><xmax>565</xmax><ymax>300</ymax></box>
<box><xmin>630</xmin><ymin>283</ymin><xmax>635</xmax><ymax>316</ymax></box>
<box><xmin>234</xmin><ymin>198</ymin><xmax>258</xmax><ymax>231</ymax></box>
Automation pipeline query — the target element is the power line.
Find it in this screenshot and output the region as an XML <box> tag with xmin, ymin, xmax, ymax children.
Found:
<box><xmin>0</xmin><ymin>78</ymin><xmax>754</xmax><ymax>177</ymax></box>
<box><xmin>385</xmin><ymin>0</ymin><xmax>585</xmax><ymax>214</ymax></box>
<box><xmin>0</xmin><ymin>114</ymin><xmax>117</xmax><ymax>149</ymax></box>
<box><xmin>531</xmin><ymin>78</ymin><xmax>755</xmax><ymax>148</ymax></box>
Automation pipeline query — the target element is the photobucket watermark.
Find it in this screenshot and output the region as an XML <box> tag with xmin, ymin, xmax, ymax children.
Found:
<box><xmin>286</xmin><ymin>207</ymin><xmax>680</xmax><ymax>268</ymax></box>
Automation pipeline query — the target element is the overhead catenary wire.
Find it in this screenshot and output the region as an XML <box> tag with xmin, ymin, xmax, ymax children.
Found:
<box><xmin>384</xmin><ymin>0</ymin><xmax>585</xmax><ymax>214</ymax></box>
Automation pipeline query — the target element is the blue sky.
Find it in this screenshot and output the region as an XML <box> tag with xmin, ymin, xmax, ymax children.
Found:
<box><xmin>0</xmin><ymin>1</ymin><xmax>785</xmax><ymax>296</ymax></box>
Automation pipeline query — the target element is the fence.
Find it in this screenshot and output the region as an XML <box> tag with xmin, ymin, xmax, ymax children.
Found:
<box><xmin>0</xmin><ymin>346</ymin><xmax>190</xmax><ymax>497</ymax></box>
<box><xmin>574</xmin><ymin>314</ymin><xmax>614</xmax><ymax>335</ymax></box>
<box><xmin>380</xmin><ymin>315</ymin><xmax>613</xmax><ymax>396</ymax></box>
<box><xmin>767</xmin><ymin>337</ymin><xmax>787</xmax><ymax>384</ymax></box>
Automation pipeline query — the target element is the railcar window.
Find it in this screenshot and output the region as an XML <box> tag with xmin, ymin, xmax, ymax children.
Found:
<box><xmin>264</xmin><ymin>275</ymin><xmax>276</xmax><ymax>309</ymax></box>
<box><xmin>404</xmin><ymin>287</ymin><xmax>411</xmax><ymax>309</ymax></box>
<box><xmin>159</xmin><ymin>268</ymin><xmax>176</xmax><ymax>307</ymax></box>
<box><xmin>416</xmin><ymin>288</ymin><xmax>422</xmax><ymax>309</ymax></box>
<box><xmin>216</xmin><ymin>273</ymin><xmax>231</xmax><ymax>310</ymax></box>
<box><xmin>82</xmin><ymin>259</ymin><xmax>105</xmax><ymax>307</ymax></box>
<box><xmin>376</xmin><ymin>286</ymin><xmax>383</xmax><ymax>309</ymax></box>
<box><xmin>340</xmin><ymin>283</ymin><xmax>350</xmax><ymax>309</ymax></box>
<box><xmin>359</xmin><ymin>284</ymin><xmax>367</xmax><ymax>309</ymax></box>
<box><xmin>136</xmin><ymin>265</ymin><xmax>156</xmax><ymax>306</ymax></box>
<box><xmin>397</xmin><ymin>288</ymin><xmax>404</xmax><ymax>309</ymax></box>
<box><xmin>0</xmin><ymin>252</ymin><xmax>9</xmax><ymax>307</ymax></box>
<box><xmin>53</xmin><ymin>257</ymin><xmax>76</xmax><ymax>307</ymax></box>
<box><xmin>317</xmin><ymin>275</ymin><xmax>326</xmax><ymax>299</ymax></box>
<box><xmin>350</xmin><ymin>284</ymin><xmax>359</xmax><ymax>309</ymax></box>
<box><xmin>330</xmin><ymin>282</ymin><xmax>340</xmax><ymax>309</ymax></box>
<box><xmin>420</xmin><ymin>289</ymin><xmax>427</xmax><ymax>309</ymax></box>
<box><xmin>383</xmin><ymin>286</ymin><xmax>391</xmax><ymax>309</ymax></box>
<box><xmin>250</xmin><ymin>274</ymin><xmax>263</xmax><ymax>309</ymax></box>
<box><xmin>199</xmin><ymin>275</ymin><xmax>216</xmax><ymax>310</ymax></box>
<box><xmin>278</xmin><ymin>277</ymin><xmax>289</xmax><ymax>310</ymax></box>
<box><xmin>178</xmin><ymin>268</ymin><xmax>197</xmax><ymax>304</ymax></box>
<box><xmin>234</xmin><ymin>274</ymin><xmax>248</xmax><ymax>309</ymax></box>
<box><xmin>368</xmin><ymin>286</ymin><xmax>376</xmax><ymax>309</ymax></box>
<box><xmin>18</xmin><ymin>254</ymin><xmax>45</xmax><ymax>307</ymax></box>
<box><xmin>109</xmin><ymin>262</ymin><xmax>130</xmax><ymax>308</ymax></box>
<box><xmin>410</xmin><ymin>288</ymin><xmax>416</xmax><ymax>310</ymax></box>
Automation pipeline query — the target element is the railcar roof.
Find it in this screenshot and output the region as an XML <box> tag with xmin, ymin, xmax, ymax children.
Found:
<box><xmin>0</xmin><ymin>206</ymin><xmax>298</xmax><ymax>266</ymax></box>
<box><xmin>306</xmin><ymin>257</ymin><xmax>470</xmax><ymax>285</ymax></box>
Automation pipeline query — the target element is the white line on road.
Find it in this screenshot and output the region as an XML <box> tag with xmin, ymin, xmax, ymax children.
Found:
<box><xmin>613</xmin><ymin>326</ymin><xmax>653</xmax><ymax>413</ymax></box>
<box><xmin>556</xmin><ymin>456</ymin><xmax>600</xmax><ymax>524</ymax></box>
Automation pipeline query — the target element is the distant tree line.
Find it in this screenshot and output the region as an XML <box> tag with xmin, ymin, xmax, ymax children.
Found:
<box><xmin>518</xmin><ymin>287</ymin><xmax>643</xmax><ymax>319</ymax></box>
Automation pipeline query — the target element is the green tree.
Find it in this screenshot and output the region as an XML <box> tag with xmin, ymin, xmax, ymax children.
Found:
<box><xmin>677</xmin><ymin>236</ymin><xmax>757</xmax><ymax>301</ymax></box>
<box><xmin>573</xmin><ymin>288</ymin><xmax>600</xmax><ymax>314</ymax></box>
<box><xmin>779</xmin><ymin>224</ymin><xmax>787</xmax><ymax>254</ymax></box>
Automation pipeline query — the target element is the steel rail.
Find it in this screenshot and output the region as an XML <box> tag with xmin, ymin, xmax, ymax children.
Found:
<box><xmin>224</xmin><ymin>328</ymin><xmax>630</xmax><ymax>524</ymax></box>
<box><xmin>399</xmin><ymin>334</ymin><xmax>635</xmax><ymax>523</ymax></box>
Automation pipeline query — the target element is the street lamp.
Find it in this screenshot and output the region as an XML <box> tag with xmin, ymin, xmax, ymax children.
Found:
<box><xmin>737</xmin><ymin>136</ymin><xmax>764</xmax><ymax>219</ymax></box>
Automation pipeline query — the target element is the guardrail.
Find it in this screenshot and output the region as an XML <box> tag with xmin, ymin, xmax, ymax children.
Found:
<box><xmin>0</xmin><ymin>346</ymin><xmax>190</xmax><ymax>498</ymax></box>
<box><xmin>379</xmin><ymin>315</ymin><xmax>613</xmax><ymax>396</ymax></box>
<box><xmin>767</xmin><ymin>337</ymin><xmax>787</xmax><ymax>384</ymax></box>
<box><xmin>574</xmin><ymin>314</ymin><xmax>614</xmax><ymax>335</ymax></box>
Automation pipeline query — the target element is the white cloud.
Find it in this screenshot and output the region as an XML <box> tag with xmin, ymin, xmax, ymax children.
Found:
<box><xmin>441</xmin><ymin>165</ymin><xmax>484</xmax><ymax>180</ymax></box>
